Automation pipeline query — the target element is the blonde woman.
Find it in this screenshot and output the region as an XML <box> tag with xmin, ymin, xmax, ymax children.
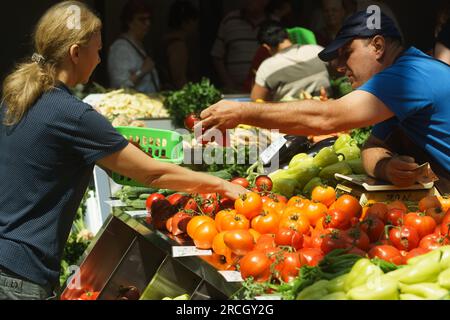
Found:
<box><xmin>0</xmin><ymin>1</ymin><xmax>246</xmax><ymax>300</ymax></box>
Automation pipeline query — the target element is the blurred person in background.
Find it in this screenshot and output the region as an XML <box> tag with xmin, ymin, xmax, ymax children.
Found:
<box><xmin>251</xmin><ymin>20</ymin><xmax>331</xmax><ymax>102</ymax></box>
<box><xmin>163</xmin><ymin>0</ymin><xmax>200</xmax><ymax>90</ymax></box>
<box><xmin>243</xmin><ymin>0</ymin><xmax>294</xmax><ymax>92</ymax></box>
<box><xmin>315</xmin><ymin>0</ymin><xmax>348</xmax><ymax>47</ymax></box>
<box><xmin>211</xmin><ymin>0</ymin><xmax>270</xmax><ymax>93</ymax></box>
<box><xmin>108</xmin><ymin>0</ymin><xmax>160</xmax><ymax>94</ymax></box>
<box><xmin>434</xmin><ymin>3</ymin><xmax>450</xmax><ymax>65</ymax></box>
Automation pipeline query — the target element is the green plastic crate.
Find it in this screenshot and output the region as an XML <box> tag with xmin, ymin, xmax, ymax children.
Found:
<box><xmin>287</xmin><ymin>27</ymin><xmax>317</xmax><ymax>45</ymax></box>
<box><xmin>112</xmin><ymin>126</ymin><xmax>184</xmax><ymax>187</ymax></box>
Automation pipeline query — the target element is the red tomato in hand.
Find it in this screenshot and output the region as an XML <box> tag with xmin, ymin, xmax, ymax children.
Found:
<box><xmin>389</xmin><ymin>226</ymin><xmax>420</xmax><ymax>251</ymax></box>
<box><xmin>255</xmin><ymin>175</ymin><xmax>273</xmax><ymax>192</ymax></box>
<box><xmin>404</xmin><ymin>212</ymin><xmax>437</xmax><ymax>239</ymax></box>
<box><xmin>368</xmin><ymin>245</ymin><xmax>404</xmax><ymax>265</ymax></box>
<box><xmin>184</xmin><ymin>113</ymin><xmax>200</xmax><ymax>131</ymax></box>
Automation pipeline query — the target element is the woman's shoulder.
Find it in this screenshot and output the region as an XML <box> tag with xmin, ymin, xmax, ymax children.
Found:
<box><xmin>41</xmin><ymin>86</ymin><xmax>93</xmax><ymax>119</ymax></box>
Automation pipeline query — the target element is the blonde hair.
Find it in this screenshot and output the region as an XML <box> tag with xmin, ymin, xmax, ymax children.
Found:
<box><xmin>2</xmin><ymin>1</ymin><xmax>102</xmax><ymax>126</ymax></box>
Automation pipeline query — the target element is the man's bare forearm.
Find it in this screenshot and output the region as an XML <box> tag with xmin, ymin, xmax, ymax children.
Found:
<box><xmin>239</xmin><ymin>100</ymin><xmax>338</xmax><ymax>136</ymax></box>
<box><xmin>362</xmin><ymin>135</ymin><xmax>394</xmax><ymax>180</ymax></box>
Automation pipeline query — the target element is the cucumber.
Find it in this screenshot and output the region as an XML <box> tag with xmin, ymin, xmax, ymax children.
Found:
<box><xmin>130</xmin><ymin>199</ymin><xmax>147</xmax><ymax>210</ymax></box>
<box><xmin>121</xmin><ymin>186</ymin><xmax>159</xmax><ymax>199</ymax></box>
<box><xmin>139</xmin><ymin>193</ymin><xmax>151</xmax><ymax>200</ymax></box>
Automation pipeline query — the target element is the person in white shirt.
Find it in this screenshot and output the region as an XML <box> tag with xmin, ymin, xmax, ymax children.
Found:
<box><xmin>108</xmin><ymin>0</ymin><xmax>160</xmax><ymax>94</ymax></box>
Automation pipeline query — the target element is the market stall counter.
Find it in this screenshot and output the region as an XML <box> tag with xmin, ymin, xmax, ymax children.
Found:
<box><xmin>61</xmin><ymin>211</ymin><xmax>240</xmax><ymax>300</ymax></box>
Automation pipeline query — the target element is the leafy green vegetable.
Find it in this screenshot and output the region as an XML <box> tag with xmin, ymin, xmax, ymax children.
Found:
<box><xmin>350</xmin><ymin>127</ymin><xmax>373</xmax><ymax>148</ymax></box>
<box><xmin>163</xmin><ymin>78</ymin><xmax>222</xmax><ymax>128</ymax></box>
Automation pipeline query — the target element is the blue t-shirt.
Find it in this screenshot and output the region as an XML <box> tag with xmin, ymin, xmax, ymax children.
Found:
<box><xmin>0</xmin><ymin>84</ymin><xmax>128</xmax><ymax>287</ymax></box>
<box><xmin>358</xmin><ymin>47</ymin><xmax>450</xmax><ymax>173</ymax></box>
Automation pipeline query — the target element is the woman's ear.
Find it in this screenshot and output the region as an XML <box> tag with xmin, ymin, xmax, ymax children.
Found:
<box><xmin>69</xmin><ymin>44</ymin><xmax>81</xmax><ymax>65</ymax></box>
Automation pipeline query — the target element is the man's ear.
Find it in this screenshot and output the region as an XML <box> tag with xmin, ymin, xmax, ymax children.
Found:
<box><xmin>69</xmin><ymin>44</ymin><xmax>81</xmax><ymax>65</ymax></box>
<box><xmin>371</xmin><ymin>35</ymin><xmax>386</xmax><ymax>59</ymax></box>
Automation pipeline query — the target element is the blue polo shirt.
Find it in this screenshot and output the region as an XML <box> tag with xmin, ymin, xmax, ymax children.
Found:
<box><xmin>358</xmin><ymin>47</ymin><xmax>450</xmax><ymax>174</ymax></box>
<box><xmin>0</xmin><ymin>84</ymin><xmax>128</xmax><ymax>287</ymax></box>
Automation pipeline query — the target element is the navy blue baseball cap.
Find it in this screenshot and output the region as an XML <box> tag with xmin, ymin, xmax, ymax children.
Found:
<box><xmin>318</xmin><ymin>10</ymin><xmax>402</xmax><ymax>62</ymax></box>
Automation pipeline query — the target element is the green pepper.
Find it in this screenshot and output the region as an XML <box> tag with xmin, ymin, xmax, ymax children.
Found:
<box><xmin>286</xmin><ymin>164</ymin><xmax>320</xmax><ymax>190</ymax></box>
<box><xmin>343</xmin><ymin>259</ymin><xmax>384</xmax><ymax>292</ymax></box>
<box><xmin>438</xmin><ymin>268</ymin><xmax>450</xmax><ymax>289</ymax></box>
<box><xmin>327</xmin><ymin>274</ymin><xmax>348</xmax><ymax>293</ymax></box>
<box><xmin>347</xmin><ymin>276</ymin><xmax>399</xmax><ymax>300</ymax></box>
<box><xmin>345</xmin><ymin>159</ymin><xmax>366</xmax><ymax>175</ymax></box>
<box><xmin>313</xmin><ymin>147</ymin><xmax>339</xmax><ymax>169</ymax></box>
<box><xmin>333</xmin><ymin>134</ymin><xmax>352</xmax><ymax>152</ymax></box>
<box><xmin>319</xmin><ymin>161</ymin><xmax>353</xmax><ymax>182</ymax></box>
<box><xmin>320</xmin><ymin>292</ymin><xmax>348</xmax><ymax>300</ymax></box>
<box><xmin>289</xmin><ymin>153</ymin><xmax>313</xmax><ymax>169</ymax></box>
<box><xmin>272</xmin><ymin>177</ymin><xmax>298</xmax><ymax>198</ymax></box>
<box><xmin>407</xmin><ymin>248</ymin><xmax>441</xmax><ymax>265</ymax></box>
<box><xmin>335</xmin><ymin>145</ymin><xmax>361</xmax><ymax>161</ymax></box>
<box><xmin>296</xmin><ymin>280</ymin><xmax>329</xmax><ymax>300</ymax></box>
<box><xmin>384</xmin><ymin>267</ymin><xmax>409</xmax><ymax>281</ymax></box>
<box><xmin>399</xmin><ymin>294</ymin><xmax>425</xmax><ymax>300</ymax></box>
<box><xmin>399</xmin><ymin>258</ymin><xmax>442</xmax><ymax>284</ymax></box>
<box><xmin>440</xmin><ymin>246</ymin><xmax>450</xmax><ymax>269</ymax></box>
<box><xmin>399</xmin><ymin>283</ymin><xmax>448</xmax><ymax>300</ymax></box>
<box><xmin>302</xmin><ymin>177</ymin><xmax>323</xmax><ymax>197</ymax></box>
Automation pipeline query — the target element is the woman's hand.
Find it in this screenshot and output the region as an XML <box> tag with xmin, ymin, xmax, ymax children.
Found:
<box><xmin>220</xmin><ymin>180</ymin><xmax>249</xmax><ymax>200</ymax></box>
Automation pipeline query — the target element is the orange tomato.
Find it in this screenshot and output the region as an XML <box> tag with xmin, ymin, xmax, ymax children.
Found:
<box><xmin>251</xmin><ymin>209</ymin><xmax>280</xmax><ymax>235</ymax></box>
<box><xmin>311</xmin><ymin>186</ymin><xmax>336</xmax><ymax>207</ymax></box>
<box><xmin>215</xmin><ymin>209</ymin><xmax>235</xmax><ymax>229</ymax></box>
<box><xmin>303</xmin><ymin>202</ymin><xmax>328</xmax><ymax>226</ymax></box>
<box><xmin>262</xmin><ymin>199</ymin><xmax>286</xmax><ymax>216</ymax></box>
<box><xmin>287</xmin><ymin>196</ymin><xmax>310</xmax><ymax>209</ymax></box>
<box><xmin>187</xmin><ymin>216</ymin><xmax>215</xmax><ymax>239</ymax></box>
<box><xmin>235</xmin><ymin>192</ymin><xmax>263</xmax><ymax>220</ymax></box>
<box><xmin>223</xmin><ymin>230</ymin><xmax>255</xmax><ymax>256</ymax></box>
<box><xmin>254</xmin><ymin>234</ymin><xmax>276</xmax><ymax>251</ymax></box>
<box><xmin>280</xmin><ymin>211</ymin><xmax>310</xmax><ymax>236</ymax></box>
<box><xmin>192</xmin><ymin>221</ymin><xmax>218</xmax><ymax>250</ymax></box>
<box><xmin>248</xmin><ymin>229</ymin><xmax>261</xmax><ymax>242</ymax></box>
<box><xmin>217</xmin><ymin>211</ymin><xmax>249</xmax><ymax>232</ymax></box>
<box><xmin>212</xmin><ymin>232</ymin><xmax>235</xmax><ymax>264</ymax></box>
<box><xmin>419</xmin><ymin>196</ymin><xmax>442</xmax><ymax>212</ymax></box>
<box><xmin>334</xmin><ymin>195</ymin><xmax>362</xmax><ymax>219</ymax></box>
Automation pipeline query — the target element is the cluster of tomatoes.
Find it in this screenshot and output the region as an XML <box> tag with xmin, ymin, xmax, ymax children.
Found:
<box><xmin>145</xmin><ymin>176</ymin><xmax>450</xmax><ymax>284</ymax></box>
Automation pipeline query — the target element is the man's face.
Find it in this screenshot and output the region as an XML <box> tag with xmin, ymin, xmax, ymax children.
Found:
<box><xmin>334</xmin><ymin>39</ymin><xmax>383</xmax><ymax>89</ymax></box>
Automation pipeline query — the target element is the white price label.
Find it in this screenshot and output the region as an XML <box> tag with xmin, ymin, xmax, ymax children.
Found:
<box><xmin>172</xmin><ymin>246</ymin><xmax>212</xmax><ymax>258</ymax></box>
<box><xmin>255</xmin><ymin>295</ymin><xmax>282</xmax><ymax>300</ymax></box>
<box><xmin>105</xmin><ymin>200</ymin><xmax>127</xmax><ymax>207</ymax></box>
<box><xmin>218</xmin><ymin>271</ymin><xmax>244</xmax><ymax>283</ymax></box>
<box><xmin>125</xmin><ymin>210</ymin><xmax>148</xmax><ymax>217</ymax></box>
<box><xmin>259</xmin><ymin>136</ymin><xmax>287</xmax><ymax>164</ymax></box>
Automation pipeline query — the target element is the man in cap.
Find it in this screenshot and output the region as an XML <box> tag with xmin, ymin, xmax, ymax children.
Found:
<box><xmin>198</xmin><ymin>10</ymin><xmax>450</xmax><ymax>191</ymax></box>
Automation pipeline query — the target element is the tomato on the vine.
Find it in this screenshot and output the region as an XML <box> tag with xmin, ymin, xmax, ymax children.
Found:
<box><xmin>230</xmin><ymin>177</ymin><xmax>250</xmax><ymax>189</ymax></box>
<box><xmin>254</xmin><ymin>234</ymin><xmax>276</xmax><ymax>251</ymax></box>
<box><xmin>280</xmin><ymin>252</ymin><xmax>302</xmax><ymax>283</ymax></box>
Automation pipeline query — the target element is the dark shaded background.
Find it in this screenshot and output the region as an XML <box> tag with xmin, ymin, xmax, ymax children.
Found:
<box><xmin>0</xmin><ymin>0</ymin><xmax>445</xmax><ymax>90</ymax></box>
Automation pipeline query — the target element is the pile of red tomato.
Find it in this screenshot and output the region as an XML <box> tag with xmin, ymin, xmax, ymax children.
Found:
<box><xmin>146</xmin><ymin>177</ymin><xmax>450</xmax><ymax>284</ymax></box>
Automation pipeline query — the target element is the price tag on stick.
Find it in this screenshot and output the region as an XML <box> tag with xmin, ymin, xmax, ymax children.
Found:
<box><xmin>259</xmin><ymin>136</ymin><xmax>288</xmax><ymax>165</ymax></box>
